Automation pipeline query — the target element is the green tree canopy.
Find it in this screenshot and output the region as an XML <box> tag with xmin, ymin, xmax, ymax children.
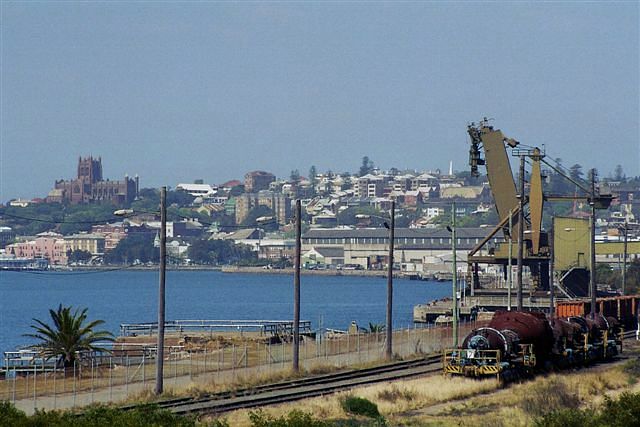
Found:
<box><xmin>229</xmin><ymin>185</ymin><xmax>245</xmax><ymax>197</ymax></box>
<box><xmin>359</xmin><ymin>156</ymin><xmax>374</xmax><ymax>177</ymax></box>
<box><xmin>187</xmin><ymin>239</ymin><xmax>256</xmax><ymax>265</ymax></box>
<box><xmin>242</xmin><ymin>206</ymin><xmax>278</xmax><ymax>231</ymax></box>
<box><xmin>66</xmin><ymin>249</ymin><xmax>92</xmax><ymax>263</ymax></box>
<box><xmin>104</xmin><ymin>233</ymin><xmax>158</xmax><ymax>264</ymax></box>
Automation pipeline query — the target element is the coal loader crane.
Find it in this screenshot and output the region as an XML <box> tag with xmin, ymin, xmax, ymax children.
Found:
<box><xmin>466</xmin><ymin>119</ymin><xmax>551</xmax><ymax>299</ymax></box>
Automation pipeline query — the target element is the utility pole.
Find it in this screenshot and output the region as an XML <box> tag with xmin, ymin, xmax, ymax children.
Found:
<box><xmin>517</xmin><ymin>156</ymin><xmax>525</xmax><ymax>311</ymax></box>
<box><xmin>507</xmin><ymin>209</ymin><xmax>513</xmax><ymax>311</ymax></box>
<box><xmin>451</xmin><ymin>202</ymin><xmax>458</xmax><ymax>347</ymax></box>
<box><xmin>155</xmin><ymin>186</ymin><xmax>167</xmax><ymax>395</ymax></box>
<box><xmin>590</xmin><ymin>169</ymin><xmax>597</xmax><ymax>318</ymax></box>
<box><xmin>622</xmin><ymin>220</ymin><xmax>628</xmax><ymax>295</ymax></box>
<box><xmin>549</xmin><ymin>226</ymin><xmax>555</xmax><ymax>317</ymax></box>
<box><xmin>385</xmin><ymin>201</ymin><xmax>395</xmax><ymax>360</ymax></box>
<box><xmin>293</xmin><ymin>200</ymin><xmax>301</xmax><ymax>372</ymax></box>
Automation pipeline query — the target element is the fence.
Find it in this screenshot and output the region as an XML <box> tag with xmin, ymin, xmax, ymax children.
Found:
<box><xmin>2</xmin><ymin>321</ymin><xmax>481</xmax><ymax>414</ymax></box>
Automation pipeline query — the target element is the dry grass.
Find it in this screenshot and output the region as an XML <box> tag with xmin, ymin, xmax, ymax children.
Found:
<box><xmin>410</xmin><ymin>352</ymin><xmax>640</xmax><ymax>426</ymax></box>
<box><xmin>207</xmin><ymin>346</ymin><xmax>640</xmax><ymax>426</ymax></box>
<box><xmin>215</xmin><ymin>375</ymin><xmax>499</xmax><ymax>426</ymax></box>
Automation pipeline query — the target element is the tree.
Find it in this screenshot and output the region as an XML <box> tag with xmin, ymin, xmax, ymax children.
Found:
<box><xmin>359</xmin><ymin>156</ymin><xmax>374</xmax><ymax>177</ymax></box>
<box><xmin>229</xmin><ymin>185</ymin><xmax>245</xmax><ymax>197</ymax></box>
<box><xmin>368</xmin><ymin>322</ymin><xmax>385</xmax><ymax>333</ymax></box>
<box><xmin>613</xmin><ymin>164</ymin><xmax>626</xmax><ymax>182</ymax></box>
<box><xmin>309</xmin><ymin>165</ymin><xmax>317</xmax><ymax>182</ymax></box>
<box><xmin>309</xmin><ymin>165</ymin><xmax>318</xmax><ymax>196</ymax></box>
<box><xmin>188</xmin><ymin>238</ymin><xmax>256</xmax><ymax>265</ymax></box>
<box><xmin>24</xmin><ymin>305</ymin><xmax>114</xmax><ymax>368</ymax></box>
<box><xmin>290</xmin><ymin>169</ymin><xmax>301</xmax><ymax>182</ymax></box>
<box><xmin>104</xmin><ymin>233</ymin><xmax>158</xmax><ymax>264</ymax></box>
<box><xmin>167</xmin><ymin>190</ymin><xmax>195</xmax><ymax>207</ymax></box>
<box><xmin>66</xmin><ymin>249</ymin><xmax>92</xmax><ymax>264</ymax></box>
<box><xmin>569</xmin><ymin>164</ymin><xmax>584</xmax><ymax>183</ymax></box>
<box><xmin>242</xmin><ymin>205</ymin><xmax>278</xmax><ymax>231</ymax></box>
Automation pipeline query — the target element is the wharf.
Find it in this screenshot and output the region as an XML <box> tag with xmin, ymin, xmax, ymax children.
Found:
<box><xmin>413</xmin><ymin>290</ymin><xmax>557</xmax><ymax>323</ymax></box>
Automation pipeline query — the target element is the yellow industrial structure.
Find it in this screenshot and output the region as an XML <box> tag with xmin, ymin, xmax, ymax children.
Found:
<box><xmin>466</xmin><ymin>119</ymin><xmax>613</xmax><ymax>299</ymax></box>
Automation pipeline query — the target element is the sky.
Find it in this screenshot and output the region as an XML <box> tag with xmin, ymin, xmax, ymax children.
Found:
<box><xmin>1</xmin><ymin>1</ymin><xmax>638</xmax><ymax>202</ymax></box>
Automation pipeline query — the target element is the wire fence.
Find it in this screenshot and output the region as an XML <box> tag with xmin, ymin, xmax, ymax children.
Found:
<box><xmin>2</xmin><ymin>321</ymin><xmax>481</xmax><ymax>414</ymax></box>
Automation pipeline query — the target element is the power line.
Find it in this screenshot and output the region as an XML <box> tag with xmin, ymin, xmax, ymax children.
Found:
<box><xmin>5</xmin><ymin>263</ymin><xmax>139</xmax><ymax>276</ymax></box>
<box><xmin>0</xmin><ymin>212</ymin><xmax>119</xmax><ymax>225</ymax></box>
<box><xmin>1</xmin><ymin>210</ymin><xmax>279</xmax><ymax>230</ymax></box>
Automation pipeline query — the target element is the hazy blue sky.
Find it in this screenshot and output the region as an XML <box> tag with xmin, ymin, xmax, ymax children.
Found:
<box><xmin>1</xmin><ymin>1</ymin><xmax>638</xmax><ymax>201</ymax></box>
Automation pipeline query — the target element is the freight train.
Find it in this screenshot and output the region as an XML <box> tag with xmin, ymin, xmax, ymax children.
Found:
<box><xmin>443</xmin><ymin>310</ymin><xmax>623</xmax><ymax>381</ymax></box>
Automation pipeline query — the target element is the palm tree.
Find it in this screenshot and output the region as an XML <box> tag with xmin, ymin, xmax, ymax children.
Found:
<box><xmin>368</xmin><ymin>322</ymin><xmax>385</xmax><ymax>333</ymax></box>
<box><xmin>24</xmin><ymin>305</ymin><xmax>114</xmax><ymax>368</ymax></box>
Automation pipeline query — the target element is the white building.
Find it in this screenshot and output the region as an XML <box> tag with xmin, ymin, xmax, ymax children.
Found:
<box><xmin>176</xmin><ymin>183</ymin><xmax>218</xmax><ymax>198</ymax></box>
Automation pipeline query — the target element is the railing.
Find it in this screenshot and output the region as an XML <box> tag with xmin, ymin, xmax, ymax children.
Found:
<box><xmin>120</xmin><ymin>320</ymin><xmax>313</xmax><ymax>337</ymax></box>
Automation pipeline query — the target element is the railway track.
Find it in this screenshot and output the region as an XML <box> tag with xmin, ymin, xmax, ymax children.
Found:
<box><xmin>123</xmin><ymin>354</ymin><xmax>442</xmax><ymax>416</ymax></box>
<box><xmin>124</xmin><ymin>330</ymin><xmax>638</xmax><ymax>418</ymax></box>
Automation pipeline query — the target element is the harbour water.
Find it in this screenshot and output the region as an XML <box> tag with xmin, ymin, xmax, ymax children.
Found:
<box><xmin>0</xmin><ymin>270</ymin><xmax>450</xmax><ymax>356</ymax></box>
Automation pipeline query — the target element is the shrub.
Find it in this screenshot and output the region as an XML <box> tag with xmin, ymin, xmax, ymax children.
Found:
<box><xmin>533</xmin><ymin>408</ymin><xmax>596</xmax><ymax>427</ymax></box>
<box><xmin>0</xmin><ymin>402</ymin><xmax>197</xmax><ymax>427</ymax></box>
<box><xmin>248</xmin><ymin>409</ymin><xmax>330</xmax><ymax>427</ymax></box>
<box><xmin>340</xmin><ymin>396</ymin><xmax>381</xmax><ymax>419</ymax></box>
<box><xmin>0</xmin><ymin>401</ymin><xmax>28</xmax><ymax>426</ymax></box>
<box><xmin>599</xmin><ymin>391</ymin><xmax>640</xmax><ymax>427</ymax></box>
<box><xmin>209</xmin><ymin>419</ymin><xmax>231</xmax><ymax>427</ymax></box>
<box><xmin>534</xmin><ymin>391</ymin><xmax>640</xmax><ymax>427</ymax></box>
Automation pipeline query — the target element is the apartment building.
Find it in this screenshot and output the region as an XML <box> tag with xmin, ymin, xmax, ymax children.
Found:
<box><xmin>6</xmin><ymin>232</ymin><xmax>68</xmax><ymax>265</ymax></box>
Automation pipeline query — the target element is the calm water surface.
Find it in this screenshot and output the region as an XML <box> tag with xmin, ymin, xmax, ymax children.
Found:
<box><xmin>0</xmin><ymin>270</ymin><xmax>450</xmax><ymax>355</ymax></box>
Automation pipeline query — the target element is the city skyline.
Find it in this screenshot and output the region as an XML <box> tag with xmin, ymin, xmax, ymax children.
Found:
<box><xmin>2</xmin><ymin>2</ymin><xmax>638</xmax><ymax>201</ymax></box>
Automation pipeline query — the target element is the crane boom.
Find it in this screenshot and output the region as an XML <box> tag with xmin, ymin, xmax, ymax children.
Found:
<box><xmin>468</xmin><ymin>121</ymin><xmax>519</xmax><ymax>230</ymax></box>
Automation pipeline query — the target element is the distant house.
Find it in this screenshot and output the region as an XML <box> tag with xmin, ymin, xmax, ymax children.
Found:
<box><xmin>144</xmin><ymin>220</ymin><xmax>203</xmax><ymax>238</ymax></box>
<box><xmin>176</xmin><ymin>183</ymin><xmax>218</xmax><ymax>198</ymax></box>
<box><xmin>312</xmin><ymin>212</ymin><xmax>338</xmax><ymax>227</ymax></box>
<box><xmin>440</xmin><ymin>186</ymin><xmax>484</xmax><ymax>199</ymax></box>
<box><xmin>258</xmin><ymin>239</ymin><xmax>295</xmax><ymax>260</ymax></box>
<box><xmin>8</xmin><ymin>199</ymin><xmax>32</xmax><ymax>208</ymax></box>
<box><xmin>302</xmin><ymin>247</ymin><xmax>345</xmax><ymax>266</ymax></box>
<box><xmin>220</xmin><ymin>180</ymin><xmax>243</xmax><ymax>192</ymax></box>
<box><xmin>404</xmin><ymin>190</ymin><xmax>423</xmax><ymax>207</ymax></box>
<box><xmin>222</xmin><ymin>228</ymin><xmax>262</xmax><ymax>241</ymax></box>
<box><xmin>64</xmin><ymin>233</ymin><xmax>106</xmax><ymax>257</ymax></box>
<box><xmin>244</xmin><ymin>171</ymin><xmax>276</xmax><ymax>193</ymax></box>
<box><xmin>91</xmin><ymin>223</ymin><xmax>127</xmax><ymax>252</ymax></box>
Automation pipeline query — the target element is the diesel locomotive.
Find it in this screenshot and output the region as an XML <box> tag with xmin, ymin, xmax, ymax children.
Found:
<box><xmin>443</xmin><ymin>310</ymin><xmax>623</xmax><ymax>380</ymax></box>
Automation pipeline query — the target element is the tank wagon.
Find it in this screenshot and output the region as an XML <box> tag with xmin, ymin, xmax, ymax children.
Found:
<box><xmin>443</xmin><ymin>310</ymin><xmax>622</xmax><ymax>380</ymax></box>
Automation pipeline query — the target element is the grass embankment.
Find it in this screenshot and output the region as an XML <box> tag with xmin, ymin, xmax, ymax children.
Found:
<box><xmin>3</xmin><ymin>343</ymin><xmax>639</xmax><ymax>426</ymax></box>
<box><xmin>206</xmin><ymin>343</ymin><xmax>640</xmax><ymax>426</ymax></box>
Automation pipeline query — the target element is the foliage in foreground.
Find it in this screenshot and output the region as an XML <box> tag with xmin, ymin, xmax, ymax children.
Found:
<box><xmin>248</xmin><ymin>409</ymin><xmax>330</xmax><ymax>427</ymax></box>
<box><xmin>339</xmin><ymin>396</ymin><xmax>381</xmax><ymax>419</ymax></box>
<box><xmin>0</xmin><ymin>402</ymin><xmax>197</xmax><ymax>427</ymax></box>
<box><xmin>534</xmin><ymin>391</ymin><xmax>640</xmax><ymax>427</ymax></box>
